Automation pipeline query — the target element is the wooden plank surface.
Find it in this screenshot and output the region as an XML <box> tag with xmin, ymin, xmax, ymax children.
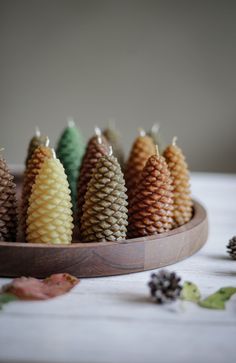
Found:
<box><xmin>0</xmin><ymin>172</ymin><xmax>236</xmax><ymax>363</ymax></box>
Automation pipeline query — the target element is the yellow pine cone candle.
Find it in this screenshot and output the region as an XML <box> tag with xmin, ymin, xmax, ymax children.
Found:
<box><xmin>26</xmin><ymin>152</ymin><xmax>73</xmax><ymax>244</ymax></box>
<box><xmin>21</xmin><ymin>140</ymin><xmax>53</xmax><ymax>238</ymax></box>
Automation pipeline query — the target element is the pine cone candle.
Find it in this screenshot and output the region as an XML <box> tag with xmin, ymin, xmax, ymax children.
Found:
<box><xmin>124</xmin><ymin>130</ymin><xmax>156</xmax><ymax>201</ymax></box>
<box><xmin>163</xmin><ymin>137</ymin><xmax>193</xmax><ymax>227</ymax></box>
<box><xmin>77</xmin><ymin>131</ymin><xmax>109</xmax><ymax>228</ymax></box>
<box><xmin>56</xmin><ymin>119</ymin><xmax>85</xmax><ymax>210</ymax></box>
<box><xmin>26</xmin><ymin>151</ymin><xmax>73</xmax><ymax>244</ymax></box>
<box><xmin>148</xmin><ymin>123</ymin><xmax>165</xmax><ymax>154</ymax></box>
<box><xmin>0</xmin><ymin>151</ymin><xmax>17</xmax><ymax>241</ymax></box>
<box><xmin>227</xmin><ymin>236</ymin><xmax>236</xmax><ymax>259</ymax></box>
<box><xmin>80</xmin><ymin>147</ymin><xmax>128</xmax><ymax>242</ymax></box>
<box><xmin>20</xmin><ymin>139</ymin><xmax>53</xmax><ymax>238</ymax></box>
<box><xmin>128</xmin><ymin>146</ymin><xmax>174</xmax><ymax>238</ymax></box>
<box><xmin>25</xmin><ymin>127</ymin><xmax>47</xmax><ymax>166</ymax></box>
<box><xmin>148</xmin><ymin>270</ymin><xmax>182</xmax><ymax>304</ymax></box>
<box><xmin>103</xmin><ymin>121</ymin><xmax>125</xmax><ymax>169</ymax></box>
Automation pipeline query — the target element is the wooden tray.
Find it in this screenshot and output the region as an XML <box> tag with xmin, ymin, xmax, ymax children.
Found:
<box><xmin>0</xmin><ymin>199</ymin><xmax>208</xmax><ymax>278</ymax></box>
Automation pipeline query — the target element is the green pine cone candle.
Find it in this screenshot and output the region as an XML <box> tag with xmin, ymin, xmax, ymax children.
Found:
<box><xmin>56</xmin><ymin>119</ymin><xmax>85</xmax><ymax>209</ymax></box>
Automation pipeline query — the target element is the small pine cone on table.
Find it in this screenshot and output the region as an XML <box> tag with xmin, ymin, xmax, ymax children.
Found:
<box><xmin>148</xmin><ymin>270</ymin><xmax>182</xmax><ymax>304</ymax></box>
<box><xmin>26</xmin><ymin>154</ymin><xmax>73</xmax><ymax>244</ymax></box>
<box><xmin>20</xmin><ymin>141</ymin><xmax>53</xmax><ymax>239</ymax></box>
<box><xmin>77</xmin><ymin>132</ymin><xmax>109</xmax><ymax>228</ymax></box>
<box><xmin>80</xmin><ymin>150</ymin><xmax>128</xmax><ymax>242</ymax></box>
<box><xmin>25</xmin><ymin>128</ymin><xmax>47</xmax><ymax>167</ymax></box>
<box><xmin>163</xmin><ymin>137</ymin><xmax>193</xmax><ymax>227</ymax></box>
<box><xmin>0</xmin><ymin>153</ymin><xmax>17</xmax><ymax>241</ymax></box>
<box><xmin>124</xmin><ymin>130</ymin><xmax>156</xmax><ymax>202</ymax></box>
<box><xmin>227</xmin><ymin>236</ymin><xmax>236</xmax><ymax>260</ymax></box>
<box><xmin>128</xmin><ymin>147</ymin><xmax>174</xmax><ymax>238</ymax></box>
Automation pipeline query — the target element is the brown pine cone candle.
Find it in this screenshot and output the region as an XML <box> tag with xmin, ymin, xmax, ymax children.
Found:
<box><xmin>163</xmin><ymin>137</ymin><xmax>193</xmax><ymax>227</ymax></box>
<box><xmin>128</xmin><ymin>146</ymin><xmax>174</xmax><ymax>238</ymax></box>
<box><xmin>103</xmin><ymin>121</ymin><xmax>125</xmax><ymax>169</ymax></box>
<box><xmin>20</xmin><ymin>139</ymin><xmax>53</xmax><ymax>238</ymax></box>
<box><xmin>80</xmin><ymin>147</ymin><xmax>128</xmax><ymax>242</ymax></box>
<box><xmin>77</xmin><ymin>128</ymin><xmax>109</xmax><ymax>227</ymax></box>
<box><xmin>124</xmin><ymin>129</ymin><xmax>156</xmax><ymax>202</ymax></box>
<box><xmin>0</xmin><ymin>150</ymin><xmax>17</xmax><ymax>241</ymax></box>
<box><xmin>25</xmin><ymin>127</ymin><xmax>47</xmax><ymax>166</ymax></box>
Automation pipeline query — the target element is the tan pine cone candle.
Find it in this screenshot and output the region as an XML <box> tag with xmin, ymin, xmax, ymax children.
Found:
<box><xmin>80</xmin><ymin>147</ymin><xmax>128</xmax><ymax>242</ymax></box>
<box><xmin>25</xmin><ymin>127</ymin><xmax>47</xmax><ymax>166</ymax></box>
<box><xmin>0</xmin><ymin>149</ymin><xmax>18</xmax><ymax>241</ymax></box>
<box><xmin>20</xmin><ymin>138</ymin><xmax>53</xmax><ymax>238</ymax></box>
<box><xmin>26</xmin><ymin>150</ymin><xmax>73</xmax><ymax>244</ymax></box>
<box><xmin>163</xmin><ymin>137</ymin><xmax>193</xmax><ymax>227</ymax></box>
<box><xmin>77</xmin><ymin>127</ymin><xmax>109</xmax><ymax>227</ymax></box>
<box><xmin>128</xmin><ymin>146</ymin><xmax>174</xmax><ymax>238</ymax></box>
<box><xmin>124</xmin><ymin>129</ymin><xmax>156</xmax><ymax>202</ymax></box>
<box><xmin>103</xmin><ymin>119</ymin><xmax>125</xmax><ymax>169</ymax></box>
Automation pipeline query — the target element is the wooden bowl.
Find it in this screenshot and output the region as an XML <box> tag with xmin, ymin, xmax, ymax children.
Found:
<box><xmin>0</xmin><ymin>199</ymin><xmax>208</xmax><ymax>278</ymax></box>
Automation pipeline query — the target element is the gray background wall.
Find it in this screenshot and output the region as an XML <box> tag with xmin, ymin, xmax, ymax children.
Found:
<box><xmin>0</xmin><ymin>0</ymin><xmax>236</xmax><ymax>172</ymax></box>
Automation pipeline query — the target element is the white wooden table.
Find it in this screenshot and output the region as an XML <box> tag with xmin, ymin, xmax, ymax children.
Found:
<box><xmin>0</xmin><ymin>173</ymin><xmax>236</xmax><ymax>363</ymax></box>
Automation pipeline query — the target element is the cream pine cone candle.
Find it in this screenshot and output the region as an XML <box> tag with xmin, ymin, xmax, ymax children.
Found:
<box><xmin>26</xmin><ymin>150</ymin><xmax>73</xmax><ymax>244</ymax></box>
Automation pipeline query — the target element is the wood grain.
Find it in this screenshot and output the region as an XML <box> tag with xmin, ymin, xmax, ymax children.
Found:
<box><xmin>0</xmin><ymin>200</ymin><xmax>208</xmax><ymax>278</ymax></box>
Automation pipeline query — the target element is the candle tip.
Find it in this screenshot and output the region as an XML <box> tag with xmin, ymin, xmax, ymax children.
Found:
<box><xmin>35</xmin><ymin>126</ymin><xmax>40</xmax><ymax>137</ymax></box>
<box><xmin>172</xmin><ymin>136</ymin><xmax>178</xmax><ymax>146</ymax></box>
<box><xmin>155</xmin><ymin>144</ymin><xmax>159</xmax><ymax>156</ymax></box>
<box><xmin>138</xmin><ymin>128</ymin><xmax>146</xmax><ymax>137</ymax></box>
<box><xmin>67</xmin><ymin>118</ymin><xmax>75</xmax><ymax>128</ymax></box>
<box><xmin>45</xmin><ymin>136</ymin><xmax>50</xmax><ymax>147</ymax></box>
<box><xmin>151</xmin><ymin>123</ymin><xmax>160</xmax><ymax>134</ymax></box>
<box><xmin>97</xmin><ymin>135</ymin><xmax>102</xmax><ymax>145</ymax></box>
<box><xmin>51</xmin><ymin>149</ymin><xmax>56</xmax><ymax>159</ymax></box>
<box><xmin>0</xmin><ymin>147</ymin><xmax>5</xmax><ymax>154</ymax></box>
<box><xmin>108</xmin><ymin>145</ymin><xmax>113</xmax><ymax>156</ymax></box>
<box><xmin>94</xmin><ymin>126</ymin><xmax>101</xmax><ymax>137</ymax></box>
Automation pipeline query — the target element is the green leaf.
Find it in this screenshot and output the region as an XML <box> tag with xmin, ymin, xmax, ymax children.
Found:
<box><xmin>198</xmin><ymin>287</ymin><xmax>236</xmax><ymax>310</ymax></box>
<box><xmin>0</xmin><ymin>293</ymin><xmax>18</xmax><ymax>310</ymax></box>
<box><xmin>180</xmin><ymin>281</ymin><xmax>201</xmax><ymax>302</ymax></box>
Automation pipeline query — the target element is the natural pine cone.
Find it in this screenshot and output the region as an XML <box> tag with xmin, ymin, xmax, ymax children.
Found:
<box><xmin>77</xmin><ymin>134</ymin><xmax>109</xmax><ymax>227</ymax></box>
<box><xmin>103</xmin><ymin>126</ymin><xmax>125</xmax><ymax>169</ymax></box>
<box><xmin>25</xmin><ymin>129</ymin><xmax>47</xmax><ymax>166</ymax></box>
<box><xmin>125</xmin><ymin>132</ymin><xmax>155</xmax><ymax>202</ymax></box>
<box><xmin>0</xmin><ymin>156</ymin><xmax>17</xmax><ymax>241</ymax></box>
<box><xmin>148</xmin><ymin>270</ymin><xmax>182</xmax><ymax>304</ymax></box>
<box><xmin>227</xmin><ymin>236</ymin><xmax>236</xmax><ymax>259</ymax></box>
<box><xmin>128</xmin><ymin>151</ymin><xmax>174</xmax><ymax>238</ymax></box>
<box><xmin>80</xmin><ymin>153</ymin><xmax>128</xmax><ymax>242</ymax></box>
<box><xmin>20</xmin><ymin>144</ymin><xmax>53</xmax><ymax>238</ymax></box>
<box><xmin>26</xmin><ymin>157</ymin><xmax>73</xmax><ymax>244</ymax></box>
<box><xmin>163</xmin><ymin>138</ymin><xmax>193</xmax><ymax>227</ymax></box>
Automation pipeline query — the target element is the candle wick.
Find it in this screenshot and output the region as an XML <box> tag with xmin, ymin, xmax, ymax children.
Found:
<box><xmin>97</xmin><ymin>135</ymin><xmax>102</xmax><ymax>145</ymax></box>
<box><xmin>45</xmin><ymin>137</ymin><xmax>50</xmax><ymax>147</ymax></box>
<box><xmin>138</xmin><ymin>128</ymin><xmax>146</xmax><ymax>137</ymax></box>
<box><xmin>108</xmin><ymin>145</ymin><xmax>113</xmax><ymax>156</ymax></box>
<box><xmin>172</xmin><ymin>136</ymin><xmax>178</xmax><ymax>146</ymax></box>
<box><xmin>67</xmin><ymin>118</ymin><xmax>75</xmax><ymax>128</ymax></box>
<box><xmin>151</xmin><ymin>123</ymin><xmax>160</xmax><ymax>134</ymax></box>
<box><xmin>155</xmin><ymin>144</ymin><xmax>159</xmax><ymax>156</ymax></box>
<box><xmin>51</xmin><ymin>149</ymin><xmax>56</xmax><ymax>159</ymax></box>
<box><xmin>94</xmin><ymin>126</ymin><xmax>101</xmax><ymax>137</ymax></box>
<box><xmin>35</xmin><ymin>126</ymin><xmax>41</xmax><ymax>137</ymax></box>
